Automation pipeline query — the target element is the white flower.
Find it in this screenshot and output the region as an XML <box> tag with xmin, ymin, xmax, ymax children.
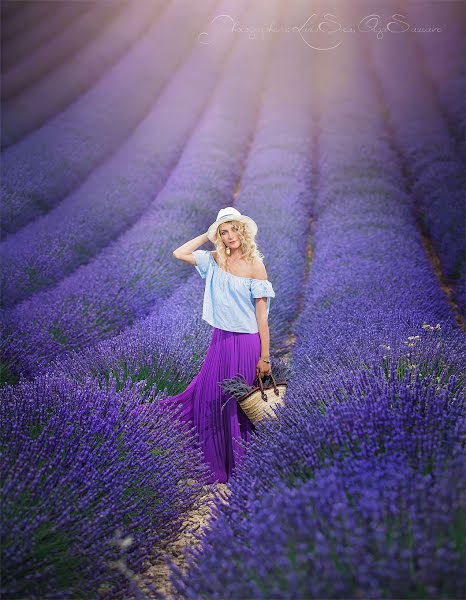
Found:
<box><xmin>120</xmin><ymin>535</ymin><xmax>133</xmax><ymax>549</ymax></box>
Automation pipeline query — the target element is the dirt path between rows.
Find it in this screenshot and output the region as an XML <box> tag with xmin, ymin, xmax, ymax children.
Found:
<box><xmin>133</xmin><ymin>483</ymin><xmax>231</xmax><ymax>599</ymax></box>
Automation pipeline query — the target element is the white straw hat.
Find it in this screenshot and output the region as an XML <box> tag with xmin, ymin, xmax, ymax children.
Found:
<box><xmin>207</xmin><ymin>207</ymin><xmax>258</xmax><ymax>243</ymax></box>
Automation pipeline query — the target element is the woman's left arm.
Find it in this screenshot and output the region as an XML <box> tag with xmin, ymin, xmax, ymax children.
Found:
<box><xmin>252</xmin><ymin>260</ymin><xmax>272</xmax><ymax>377</ymax></box>
<box><xmin>255</xmin><ymin>299</ymin><xmax>272</xmax><ymax>377</ymax></box>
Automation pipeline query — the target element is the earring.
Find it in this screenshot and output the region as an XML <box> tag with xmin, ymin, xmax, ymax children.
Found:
<box><xmin>226</xmin><ymin>246</ymin><xmax>231</xmax><ymax>255</ymax></box>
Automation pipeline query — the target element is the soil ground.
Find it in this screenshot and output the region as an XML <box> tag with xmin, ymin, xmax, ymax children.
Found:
<box><xmin>134</xmin><ymin>483</ymin><xmax>231</xmax><ymax>599</ymax></box>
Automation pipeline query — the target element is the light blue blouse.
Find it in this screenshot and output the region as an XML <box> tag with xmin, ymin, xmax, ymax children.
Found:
<box><xmin>192</xmin><ymin>250</ymin><xmax>275</xmax><ymax>334</ymax></box>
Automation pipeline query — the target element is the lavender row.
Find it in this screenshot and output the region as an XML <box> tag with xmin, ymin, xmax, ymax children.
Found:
<box><xmin>0</xmin><ymin>0</ymin><xmax>214</xmax><ymax>234</ymax></box>
<box><xmin>365</xmin><ymin>14</ymin><xmax>465</xmax><ymax>315</ymax></box>
<box><xmin>1</xmin><ymin>0</ymin><xmax>242</xmax><ymax>307</ymax></box>
<box><xmin>2</xmin><ymin>1</ymin><xmax>89</xmax><ymax>71</ymax></box>
<box><xmin>168</xmin><ymin>34</ymin><xmax>466</xmax><ymax>598</ymax></box>
<box><xmin>0</xmin><ymin>372</ymin><xmax>214</xmax><ymax>598</ymax></box>
<box><xmin>47</xmin><ymin>280</ymin><xmax>211</xmax><ymax>399</ymax></box>
<box><xmin>43</xmin><ymin>0</ymin><xmax>314</xmax><ymax>395</ymax></box>
<box><xmin>1</xmin><ymin>0</ymin><xmax>162</xmax><ymax>148</ymax></box>
<box><xmin>281</xmin><ymin>32</ymin><xmax>461</xmax><ymax>402</ymax></box>
<box><xmin>1</xmin><ymin>0</ymin><xmax>53</xmax><ymax>42</ymax></box>
<box><xmin>0</xmin><ymin>4</ymin><xmax>280</xmax><ymax>596</ymax></box>
<box><xmin>0</xmin><ymin>0</ymin><xmax>28</xmax><ymax>24</ymax></box>
<box><xmin>170</xmin><ymin>365</ymin><xmax>465</xmax><ymax>599</ymax></box>
<box><xmin>0</xmin><ymin>0</ymin><xmax>277</xmax><ymax>382</ymax></box>
<box><xmin>2</xmin><ymin>0</ymin><xmax>129</xmax><ymax>98</ymax></box>
<box><xmin>403</xmin><ymin>0</ymin><xmax>465</xmax><ymax>152</ymax></box>
<box><xmin>230</xmin><ymin>0</ymin><xmax>315</xmax><ymax>353</ymax></box>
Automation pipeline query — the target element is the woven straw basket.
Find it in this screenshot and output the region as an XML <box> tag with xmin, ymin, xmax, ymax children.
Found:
<box><xmin>237</xmin><ymin>368</ymin><xmax>287</xmax><ymax>424</ymax></box>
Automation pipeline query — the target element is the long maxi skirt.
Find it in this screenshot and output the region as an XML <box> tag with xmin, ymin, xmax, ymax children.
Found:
<box><xmin>159</xmin><ymin>327</ymin><xmax>261</xmax><ymax>484</ymax></box>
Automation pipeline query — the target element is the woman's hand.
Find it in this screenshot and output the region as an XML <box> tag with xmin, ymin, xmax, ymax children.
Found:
<box><xmin>256</xmin><ymin>358</ymin><xmax>271</xmax><ymax>378</ymax></box>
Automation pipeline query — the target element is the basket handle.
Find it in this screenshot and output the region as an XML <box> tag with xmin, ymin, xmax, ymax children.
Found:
<box><xmin>254</xmin><ymin>367</ymin><xmax>267</xmax><ymax>401</ymax></box>
<box><xmin>255</xmin><ymin>367</ymin><xmax>280</xmax><ymax>398</ymax></box>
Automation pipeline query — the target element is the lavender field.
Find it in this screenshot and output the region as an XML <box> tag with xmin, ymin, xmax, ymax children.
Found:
<box><xmin>1</xmin><ymin>0</ymin><xmax>465</xmax><ymax>598</ymax></box>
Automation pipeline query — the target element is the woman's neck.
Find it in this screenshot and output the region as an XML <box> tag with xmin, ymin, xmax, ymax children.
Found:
<box><xmin>227</xmin><ymin>249</ymin><xmax>243</xmax><ymax>261</ymax></box>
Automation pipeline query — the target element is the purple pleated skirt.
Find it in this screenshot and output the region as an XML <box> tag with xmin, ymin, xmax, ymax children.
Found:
<box><xmin>159</xmin><ymin>327</ymin><xmax>261</xmax><ymax>484</ymax></box>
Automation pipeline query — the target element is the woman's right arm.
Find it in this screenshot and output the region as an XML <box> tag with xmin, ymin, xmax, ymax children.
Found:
<box><xmin>173</xmin><ymin>231</ymin><xmax>209</xmax><ymax>265</ymax></box>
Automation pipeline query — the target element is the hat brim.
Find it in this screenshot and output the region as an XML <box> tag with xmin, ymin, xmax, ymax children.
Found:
<box><xmin>207</xmin><ymin>214</ymin><xmax>258</xmax><ymax>243</ymax></box>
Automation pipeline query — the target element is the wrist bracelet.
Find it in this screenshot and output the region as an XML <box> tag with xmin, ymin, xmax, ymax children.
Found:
<box><xmin>260</xmin><ymin>358</ymin><xmax>271</xmax><ymax>363</ymax></box>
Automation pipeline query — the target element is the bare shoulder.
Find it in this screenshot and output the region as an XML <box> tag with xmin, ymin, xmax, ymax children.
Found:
<box><xmin>250</xmin><ymin>258</ymin><xmax>267</xmax><ymax>280</ymax></box>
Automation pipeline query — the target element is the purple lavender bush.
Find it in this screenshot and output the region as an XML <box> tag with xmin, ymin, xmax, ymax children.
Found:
<box><xmin>167</xmin><ymin>352</ymin><xmax>465</xmax><ymax>599</ymax></box>
<box><xmin>48</xmin><ymin>305</ymin><xmax>212</xmax><ymax>399</ymax></box>
<box><xmin>365</xmin><ymin>19</ymin><xmax>465</xmax><ymax>315</ymax></box>
<box><xmin>231</xmin><ymin>2</ymin><xmax>316</xmax><ymax>355</ymax></box>
<box><xmin>287</xmin><ymin>25</ymin><xmax>463</xmax><ymax>403</ymax></box>
<box><xmin>1</xmin><ymin>372</ymin><xmax>212</xmax><ymax>599</ymax></box>
<box><xmin>1</xmin><ymin>2</ymin><xmax>107</xmax><ymax>75</ymax></box>
<box><xmin>404</xmin><ymin>1</ymin><xmax>465</xmax><ymax>151</ymax></box>
<box><xmin>1</xmin><ymin>0</ymin><xmax>53</xmax><ymax>48</ymax></box>
<box><xmin>174</xmin><ymin>452</ymin><xmax>464</xmax><ymax>600</ymax></box>
<box><xmin>0</xmin><ymin>0</ymin><xmax>210</xmax><ymax>156</ymax></box>
<box><xmin>2</xmin><ymin>1</ymin><xmax>134</xmax><ymax>102</ymax></box>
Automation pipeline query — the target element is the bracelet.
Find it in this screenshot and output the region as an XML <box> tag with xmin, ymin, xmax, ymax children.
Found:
<box><xmin>260</xmin><ymin>358</ymin><xmax>271</xmax><ymax>363</ymax></box>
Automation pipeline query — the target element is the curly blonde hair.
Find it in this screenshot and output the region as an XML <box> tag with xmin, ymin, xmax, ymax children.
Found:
<box><xmin>212</xmin><ymin>219</ymin><xmax>264</xmax><ymax>271</ymax></box>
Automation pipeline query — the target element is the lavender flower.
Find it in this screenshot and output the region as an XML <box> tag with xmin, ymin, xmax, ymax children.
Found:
<box><xmin>170</xmin><ymin>366</ymin><xmax>465</xmax><ymax>599</ymax></box>
<box><xmin>1</xmin><ymin>372</ymin><xmax>213</xmax><ymax>598</ymax></box>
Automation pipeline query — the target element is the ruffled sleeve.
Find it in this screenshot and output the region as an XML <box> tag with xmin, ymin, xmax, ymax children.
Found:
<box><xmin>251</xmin><ymin>279</ymin><xmax>275</xmax><ymax>299</ymax></box>
<box><xmin>192</xmin><ymin>249</ymin><xmax>212</xmax><ymax>279</ymax></box>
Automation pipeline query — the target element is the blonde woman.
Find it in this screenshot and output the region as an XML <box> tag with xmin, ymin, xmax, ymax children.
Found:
<box><xmin>159</xmin><ymin>207</ymin><xmax>275</xmax><ymax>484</ymax></box>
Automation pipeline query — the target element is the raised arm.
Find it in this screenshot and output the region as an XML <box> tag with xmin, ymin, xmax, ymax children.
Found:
<box><xmin>173</xmin><ymin>231</ymin><xmax>209</xmax><ymax>265</ymax></box>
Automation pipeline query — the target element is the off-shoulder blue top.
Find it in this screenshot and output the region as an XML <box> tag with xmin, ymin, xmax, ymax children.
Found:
<box><xmin>192</xmin><ymin>250</ymin><xmax>275</xmax><ymax>334</ymax></box>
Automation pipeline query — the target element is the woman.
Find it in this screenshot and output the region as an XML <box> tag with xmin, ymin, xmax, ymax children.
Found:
<box><xmin>159</xmin><ymin>207</ymin><xmax>275</xmax><ymax>484</ymax></box>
